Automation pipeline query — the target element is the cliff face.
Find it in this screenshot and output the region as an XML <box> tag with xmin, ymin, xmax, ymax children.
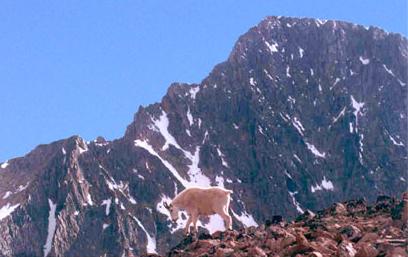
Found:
<box><xmin>0</xmin><ymin>16</ymin><xmax>407</xmax><ymax>256</ymax></box>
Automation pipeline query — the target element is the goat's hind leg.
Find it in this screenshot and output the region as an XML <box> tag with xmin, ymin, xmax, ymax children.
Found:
<box><xmin>191</xmin><ymin>214</ymin><xmax>199</xmax><ymax>234</ymax></box>
<box><xmin>220</xmin><ymin>209</ymin><xmax>232</xmax><ymax>230</ymax></box>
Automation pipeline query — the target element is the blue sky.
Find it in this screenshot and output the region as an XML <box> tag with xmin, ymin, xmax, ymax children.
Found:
<box><xmin>0</xmin><ymin>0</ymin><xmax>407</xmax><ymax>161</ymax></box>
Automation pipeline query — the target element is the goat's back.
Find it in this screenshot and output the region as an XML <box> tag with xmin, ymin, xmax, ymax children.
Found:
<box><xmin>174</xmin><ymin>187</ymin><xmax>232</xmax><ymax>214</ymax></box>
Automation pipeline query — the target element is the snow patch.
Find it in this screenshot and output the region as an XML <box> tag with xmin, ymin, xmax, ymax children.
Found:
<box><xmin>305</xmin><ymin>142</ymin><xmax>326</xmax><ymax>158</ymax></box>
<box><xmin>264</xmin><ymin>40</ymin><xmax>278</xmax><ymax>54</ymax></box>
<box><xmin>135</xmin><ymin>139</ymin><xmax>189</xmax><ymax>187</ymax></box>
<box><xmin>186</xmin><ymin>107</ymin><xmax>194</xmax><ymax>126</ymax></box>
<box><xmin>128</xmin><ymin>195</ymin><xmax>137</xmax><ymax>205</ymax></box>
<box><xmin>263</xmin><ymin>69</ymin><xmax>273</xmax><ymax>80</ymax></box>
<box><xmin>43</xmin><ymin>199</ymin><xmax>57</xmax><ymax>257</ymax></box>
<box><xmin>136</xmin><ymin>139</ymin><xmax>211</xmax><ymax>187</ymax></box>
<box><xmin>358</xmin><ymin>134</ymin><xmax>364</xmax><ymax>164</ymax></box>
<box><xmin>258</xmin><ymin>125</ymin><xmax>265</xmax><ymax>135</ymax></box>
<box><xmin>231</xmin><ymin>209</ymin><xmax>258</xmax><ymax>227</ymax></box>
<box><xmin>101</xmin><ymin>199</ymin><xmax>111</xmax><ymax>216</ymax></box>
<box><xmin>398</xmin><ymin>79</ymin><xmax>406</xmax><ymax>86</ymax></box>
<box><xmin>1</xmin><ymin>161</ymin><xmax>9</xmax><ymax>169</ymax></box>
<box><xmin>204</xmin><ymin>214</ymin><xmax>226</xmax><ymax>234</ymax></box>
<box><xmin>333</xmin><ymin>107</ymin><xmax>346</xmax><ymax>123</ymax></box>
<box><xmin>359</xmin><ymin>56</ymin><xmax>370</xmax><ymax>65</ymax></box>
<box><xmin>189</xmin><ymin>86</ymin><xmax>200</xmax><ymax>100</ymax></box>
<box><xmin>17</xmin><ymin>182</ymin><xmax>30</xmax><ymax>192</ymax></box>
<box><xmin>389</xmin><ymin>134</ymin><xmax>404</xmax><ymax>146</ymax></box>
<box><xmin>293</xmin><ymin>154</ymin><xmax>302</xmax><ymax>163</ymax></box>
<box><xmin>298</xmin><ymin>47</ymin><xmax>304</xmax><ymax>58</ymax></box>
<box><xmin>316</xmin><ymin>19</ymin><xmax>327</xmax><ymax>26</ymax></box>
<box><xmin>333</xmin><ymin>78</ymin><xmax>341</xmax><ymax>86</ymax></box>
<box><xmin>148</xmin><ymin>110</ymin><xmax>211</xmax><ymax>185</ymax></box>
<box><xmin>215</xmin><ymin>176</ymin><xmax>225</xmax><ymax>188</ymax></box>
<box><xmin>284</xmin><ymin>170</ymin><xmax>293</xmax><ymax>179</ymax></box>
<box><xmin>131</xmin><ymin>216</ymin><xmax>157</xmax><ymax>254</ymax></box>
<box><xmin>286</xmin><ymin>65</ymin><xmax>291</xmax><ymax>78</ymax></box>
<box><xmin>216</xmin><ymin>148</ymin><xmax>229</xmax><ymax>168</ymax></box>
<box><xmin>350</xmin><ymin>96</ymin><xmax>364</xmax><ymax>127</ymax></box>
<box><xmin>292</xmin><ymin>117</ymin><xmax>305</xmax><ymax>136</ymax></box>
<box><xmin>186</xmin><ymin>147</ymin><xmax>212</xmax><ymax>187</ymax></box>
<box><xmin>77</xmin><ymin>139</ymin><xmax>88</xmax><ymax>155</ymax></box>
<box><xmin>383</xmin><ymin>64</ymin><xmax>395</xmax><ymax>76</ymax></box>
<box><xmin>0</xmin><ymin>203</ymin><xmax>20</xmax><ymax>221</ymax></box>
<box><xmin>2</xmin><ymin>191</ymin><xmax>12</xmax><ymax>199</ymax></box>
<box><xmin>249</xmin><ymin>77</ymin><xmax>256</xmax><ymax>86</ymax></box>
<box><xmin>150</xmin><ymin>111</ymin><xmax>183</xmax><ymax>151</ymax></box>
<box><xmin>311</xmin><ymin>177</ymin><xmax>334</xmax><ymax>192</ymax></box>
<box><xmin>86</xmin><ymin>193</ymin><xmax>94</xmax><ymax>206</ymax></box>
<box><xmin>102</xmin><ymin>223</ymin><xmax>110</xmax><ymax>230</ymax></box>
<box><xmin>288</xmin><ymin>191</ymin><xmax>304</xmax><ymax>214</ymax></box>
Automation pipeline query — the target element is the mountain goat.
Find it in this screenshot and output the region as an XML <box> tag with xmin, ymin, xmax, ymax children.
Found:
<box><xmin>164</xmin><ymin>186</ymin><xmax>233</xmax><ymax>234</ymax></box>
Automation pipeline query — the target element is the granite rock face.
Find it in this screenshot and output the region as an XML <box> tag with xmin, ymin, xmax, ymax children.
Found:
<box><xmin>0</xmin><ymin>16</ymin><xmax>407</xmax><ymax>256</ymax></box>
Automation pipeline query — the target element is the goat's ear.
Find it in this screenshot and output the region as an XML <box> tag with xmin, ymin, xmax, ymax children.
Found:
<box><xmin>163</xmin><ymin>202</ymin><xmax>170</xmax><ymax>209</ymax></box>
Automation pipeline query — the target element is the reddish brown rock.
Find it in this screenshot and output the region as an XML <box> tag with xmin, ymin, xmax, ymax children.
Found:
<box><xmin>355</xmin><ymin>243</ymin><xmax>379</xmax><ymax>257</ymax></box>
<box><xmin>247</xmin><ymin>246</ymin><xmax>267</xmax><ymax>257</ymax></box>
<box><xmin>214</xmin><ymin>247</ymin><xmax>234</xmax><ymax>257</ymax></box>
<box><xmin>337</xmin><ymin>241</ymin><xmax>357</xmax><ymax>257</ymax></box>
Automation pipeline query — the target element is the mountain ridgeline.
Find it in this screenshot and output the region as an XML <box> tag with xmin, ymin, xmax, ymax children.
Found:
<box><xmin>0</xmin><ymin>16</ymin><xmax>407</xmax><ymax>256</ymax></box>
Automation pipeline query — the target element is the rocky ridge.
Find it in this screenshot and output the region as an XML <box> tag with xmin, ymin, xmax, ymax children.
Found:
<box><xmin>165</xmin><ymin>193</ymin><xmax>408</xmax><ymax>257</ymax></box>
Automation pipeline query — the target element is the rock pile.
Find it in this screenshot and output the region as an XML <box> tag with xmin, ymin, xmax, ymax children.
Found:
<box><xmin>162</xmin><ymin>193</ymin><xmax>408</xmax><ymax>257</ymax></box>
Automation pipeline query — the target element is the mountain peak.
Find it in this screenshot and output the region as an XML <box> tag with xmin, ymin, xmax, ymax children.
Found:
<box><xmin>1</xmin><ymin>16</ymin><xmax>407</xmax><ymax>256</ymax></box>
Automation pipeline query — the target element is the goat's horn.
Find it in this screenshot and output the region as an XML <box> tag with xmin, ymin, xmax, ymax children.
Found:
<box><xmin>163</xmin><ymin>202</ymin><xmax>170</xmax><ymax>209</ymax></box>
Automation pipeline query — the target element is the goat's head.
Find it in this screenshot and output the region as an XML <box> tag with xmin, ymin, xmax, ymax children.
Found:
<box><xmin>164</xmin><ymin>202</ymin><xmax>179</xmax><ymax>222</ymax></box>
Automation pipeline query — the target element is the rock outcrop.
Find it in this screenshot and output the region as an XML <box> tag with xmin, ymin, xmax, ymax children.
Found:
<box><xmin>167</xmin><ymin>194</ymin><xmax>408</xmax><ymax>257</ymax></box>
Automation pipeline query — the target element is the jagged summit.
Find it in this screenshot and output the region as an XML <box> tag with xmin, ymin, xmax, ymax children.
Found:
<box><xmin>0</xmin><ymin>16</ymin><xmax>407</xmax><ymax>256</ymax></box>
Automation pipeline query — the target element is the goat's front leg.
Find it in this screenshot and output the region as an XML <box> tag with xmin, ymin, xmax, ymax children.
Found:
<box><xmin>184</xmin><ymin>215</ymin><xmax>193</xmax><ymax>235</ymax></box>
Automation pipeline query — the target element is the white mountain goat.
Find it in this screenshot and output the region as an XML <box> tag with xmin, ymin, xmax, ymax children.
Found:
<box><xmin>164</xmin><ymin>186</ymin><xmax>233</xmax><ymax>234</ymax></box>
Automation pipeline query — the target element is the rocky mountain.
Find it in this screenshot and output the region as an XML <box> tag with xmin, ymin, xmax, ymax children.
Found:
<box><xmin>0</xmin><ymin>16</ymin><xmax>407</xmax><ymax>257</ymax></box>
<box><xmin>167</xmin><ymin>193</ymin><xmax>408</xmax><ymax>257</ymax></box>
